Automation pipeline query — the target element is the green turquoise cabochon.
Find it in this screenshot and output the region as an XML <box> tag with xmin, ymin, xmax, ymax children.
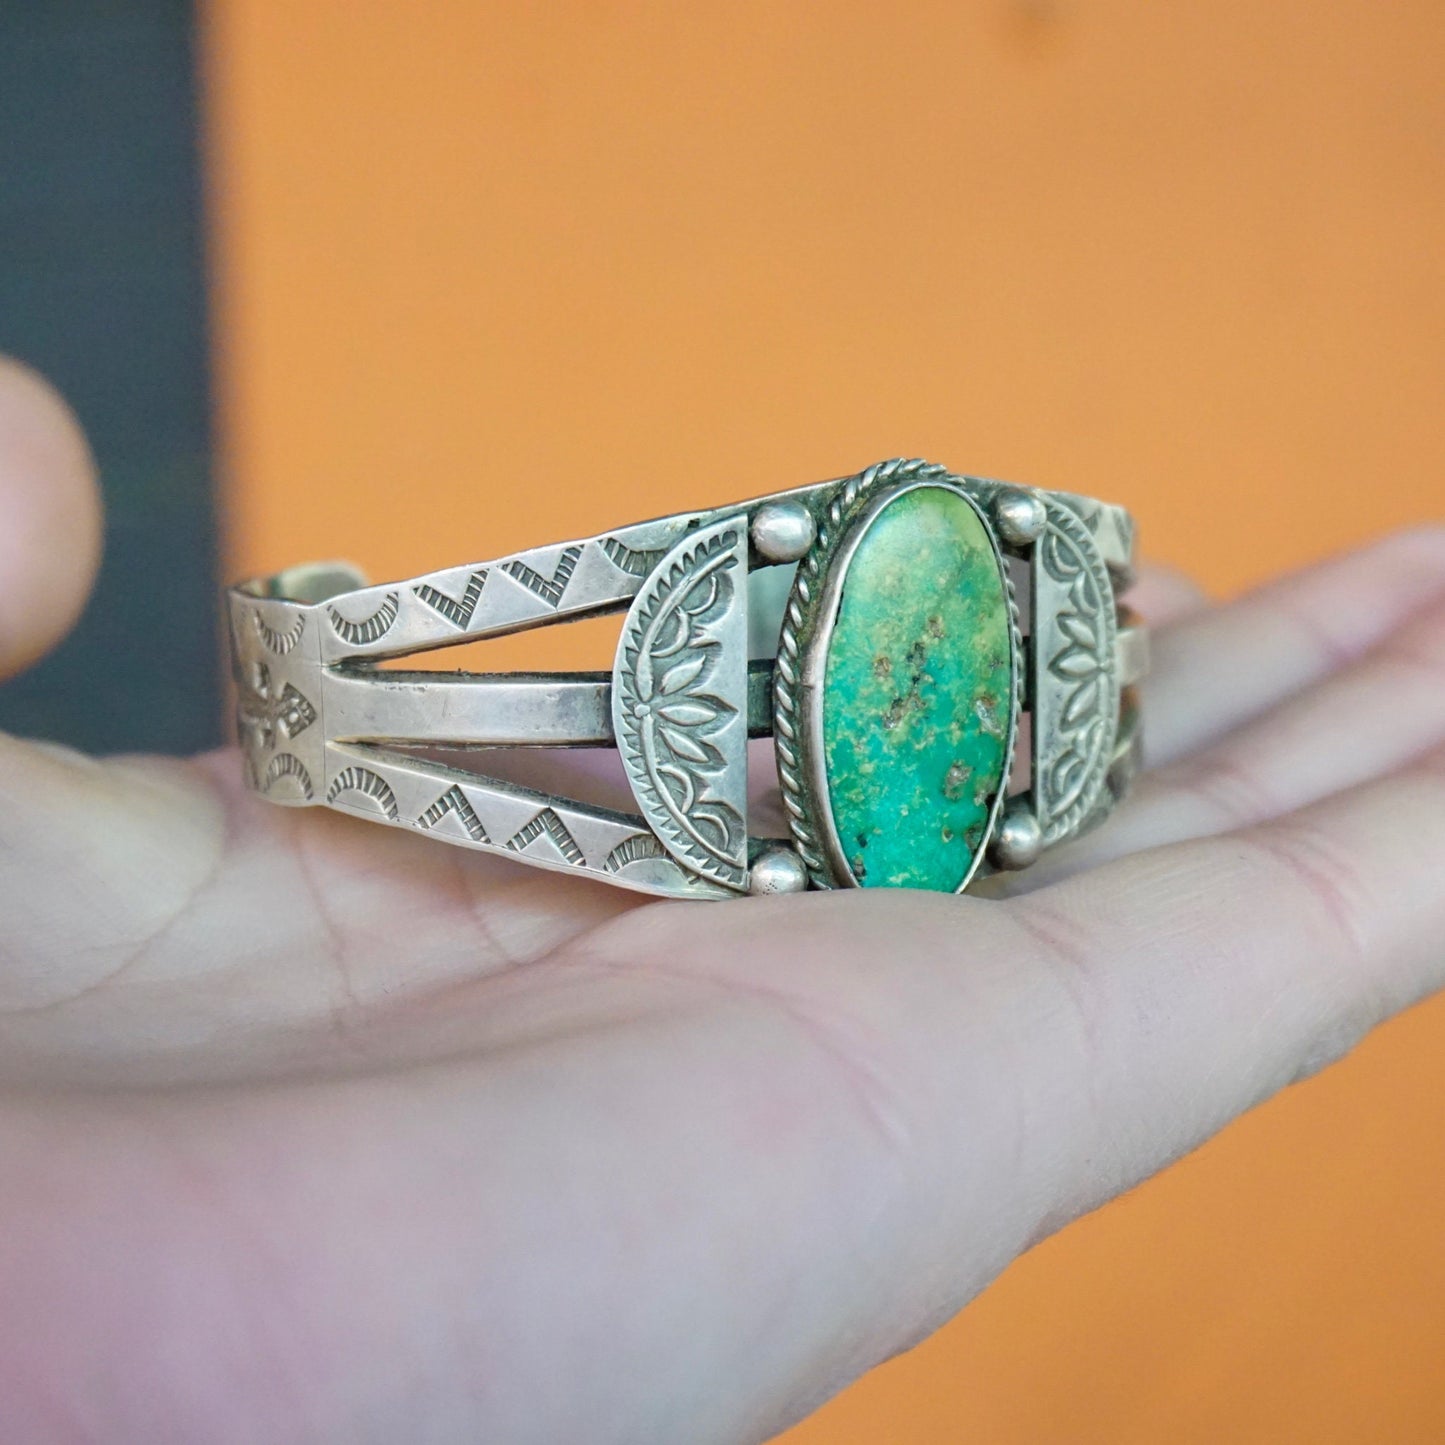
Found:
<box><xmin>817</xmin><ymin>484</ymin><xmax>1014</xmax><ymax>890</ymax></box>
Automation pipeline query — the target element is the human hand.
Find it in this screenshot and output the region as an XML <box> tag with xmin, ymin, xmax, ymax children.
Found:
<box><xmin>1</xmin><ymin>357</ymin><xmax>1442</xmax><ymax>1444</ymax></box>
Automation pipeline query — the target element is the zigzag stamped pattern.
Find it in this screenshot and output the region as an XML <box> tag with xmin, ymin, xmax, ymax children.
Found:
<box><xmin>412</xmin><ymin>786</ymin><xmax>597</xmax><ymax>874</ymax></box>
<box><xmin>415</xmin><ymin>784</ymin><xmax>490</xmax><ymax>843</ymax></box>
<box><xmin>506</xmin><ymin>807</ymin><xmax>586</xmax><ymax>866</ymax></box>
<box><xmin>500</xmin><ymin>545</ymin><xmax>582</xmax><ymax>608</ymax></box>
<box><xmin>413</xmin><ymin>569</ymin><xmax>488</xmax><ymax>629</ymax></box>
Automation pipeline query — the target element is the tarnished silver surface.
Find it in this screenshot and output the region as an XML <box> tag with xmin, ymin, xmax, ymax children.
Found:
<box><xmin>328</xmin><ymin>743</ymin><xmax>734</xmax><ymax>900</ymax></box>
<box><xmin>1115</xmin><ymin>619</ymin><xmax>1151</xmax><ymax>690</ymax></box>
<box><xmin>326</xmin><ymin>671</ymin><xmax>616</xmax><ymax>748</ymax></box>
<box><xmin>232</xmin><ymin>592</ymin><xmax>325</xmax><ymax>802</ymax></box>
<box><xmin>1030</xmin><ymin>493</ymin><xmax>1124</xmax><ymax>848</ymax></box>
<box><xmin>612</xmin><ymin>515</ymin><xmax>751</xmax><ymax>890</ymax></box>
<box><xmin>324</xmin><ymin>663</ymin><xmax>778</xmax><ymax>750</ymax></box>
<box><xmin>227</xmin><ymin>461</ymin><xmax>1142</xmax><ymax>898</ymax></box>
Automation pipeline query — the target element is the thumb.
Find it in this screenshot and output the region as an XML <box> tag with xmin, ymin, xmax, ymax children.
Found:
<box><xmin>0</xmin><ymin>358</ymin><xmax>102</xmax><ymax>679</ymax></box>
<box><xmin>0</xmin><ymin>360</ymin><xmax>223</xmax><ymax>1031</ymax></box>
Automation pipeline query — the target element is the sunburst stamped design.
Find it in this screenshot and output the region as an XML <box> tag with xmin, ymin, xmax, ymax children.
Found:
<box><xmin>262</xmin><ymin>752</ymin><xmax>314</xmax><ymax>801</ymax></box>
<box><xmin>1032</xmin><ymin>497</ymin><xmax>1120</xmax><ymax>844</ymax></box>
<box><xmin>603</xmin><ymin>832</ymin><xmax>668</xmax><ymax>873</ymax></box>
<box><xmin>327</xmin><ymin>591</ymin><xmax>400</xmax><ymax>646</ymax></box>
<box><xmin>613</xmin><ymin>516</ymin><xmax>750</xmax><ymax>890</ymax></box>
<box><xmin>601</xmin><ymin>536</ymin><xmax>666</xmax><ymax>577</ymax></box>
<box><xmin>252</xmin><ymin>608</ymin><xmax>306</xmax><ymax>655</ymax></box>
<box><xmin>326</xmin><ymin>766</ymin><xmax>399</xmax><ymax>821</ymax></box>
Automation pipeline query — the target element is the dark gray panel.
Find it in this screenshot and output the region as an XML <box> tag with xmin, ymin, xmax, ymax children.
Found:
<box><xmin>0</xmin><ymin>0</ymin><xmax>219</xmax><ymax>753</ymax></box>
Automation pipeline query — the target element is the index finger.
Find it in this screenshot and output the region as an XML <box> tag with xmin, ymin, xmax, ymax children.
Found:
<box><xmin>1010</xmin><ymin>743</ymin><xmax>1445</xmax><ymax>1229</ymax></box>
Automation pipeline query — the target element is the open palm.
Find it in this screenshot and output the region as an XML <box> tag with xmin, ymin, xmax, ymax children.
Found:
<box><xmin>2</xmin><ymin>358</ymin><xmax>1443</xmax><ymax>1445</ymax></box>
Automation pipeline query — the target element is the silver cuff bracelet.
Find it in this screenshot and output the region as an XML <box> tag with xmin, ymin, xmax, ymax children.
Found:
<box><xmin>226</xmin><ymin>458</ymin><xmax>1144</xmax><ymax>899</ymax></box>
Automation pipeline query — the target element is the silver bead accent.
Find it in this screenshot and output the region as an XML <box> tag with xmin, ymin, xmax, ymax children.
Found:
<box><xmin>992</xmin><ymin>488</ymin><xmax>1047</xmax><ymax>548</ymax></box>
<box><xmin>748</xmin><ymin>845</ymin><xmax>810</xmax><ymax>895</ymax></box>
<box><xmin>749</xmin><ymin>499</ymin><xmax>817</xmax><ymax>564</ymax></box>
<box><xmin>989</xmin><ymin>799</ymin><xmax>1043</xmax><ymax>871</ymax></box>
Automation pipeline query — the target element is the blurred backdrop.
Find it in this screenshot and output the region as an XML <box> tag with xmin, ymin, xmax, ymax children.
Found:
<box><xmin>5</xmin><ymin>2</ymin><xmax>1445</xmax><ymax>1441</ymax></box>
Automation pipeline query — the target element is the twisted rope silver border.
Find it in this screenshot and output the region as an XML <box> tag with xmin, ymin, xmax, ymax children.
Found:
<box><xmin>774</xmin><ymin>457</ymin><xmax>955</xmax><ymax>888</ymax></box>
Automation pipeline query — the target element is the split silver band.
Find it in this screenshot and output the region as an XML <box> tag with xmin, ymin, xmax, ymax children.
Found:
<box><xmin>227</xmin><ymin>460</ymin><xmax>1144</xmax><ymax>899</ymax></box>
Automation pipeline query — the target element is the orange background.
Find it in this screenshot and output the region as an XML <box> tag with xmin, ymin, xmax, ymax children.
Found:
<box><xmin>201</xmin><ymin>3</ymin><xmax>1445</xmax><ymax>1440</ymax></box>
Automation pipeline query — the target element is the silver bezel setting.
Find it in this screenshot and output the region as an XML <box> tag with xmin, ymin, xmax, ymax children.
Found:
<box><xmin>772</xmin><ymin>458</ymin><xmax>1022</xmax><ymax>892</ymax></box>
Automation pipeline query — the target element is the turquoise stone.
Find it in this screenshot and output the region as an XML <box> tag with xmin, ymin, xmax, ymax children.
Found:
<box><xmin>821</xmin><ymin>486</ymin><xmax>1012</xmax><ymax>890</ymax></box>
